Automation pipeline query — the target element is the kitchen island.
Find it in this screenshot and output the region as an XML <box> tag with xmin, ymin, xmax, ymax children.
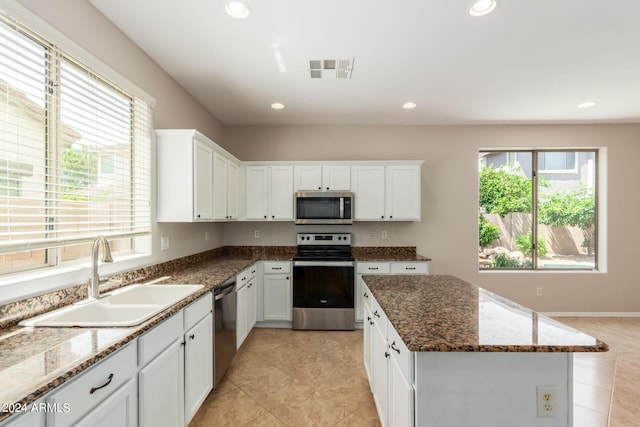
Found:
<box><xmin>362</xmin><ymin>275</ymin><xmax>607</xmax><ymax>427</ymax></box>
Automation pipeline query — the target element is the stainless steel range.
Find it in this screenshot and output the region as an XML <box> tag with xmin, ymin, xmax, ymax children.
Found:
<box><xmin>292</xmin><ymin>233</ymin><xmax>355</xmax><ymax>330</ymax></box>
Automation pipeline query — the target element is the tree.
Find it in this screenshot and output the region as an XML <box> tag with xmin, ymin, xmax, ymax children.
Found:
<box><xmin>479</xmin><ymin>165</ymin><xmax>532</xmax><ymax>216</ymax></box>
<box><xmin>62</xmin><ymin>145</ymin><xmax>98</xmax><ymax>199</ymax></box>
<box><xmin>538</xmin><ymin>185</ymin><xmax>596</xmax><ymax>255</ymax></box>
<box><xmin>479</xmin><ymin>215</ymin><xmax>500</xmax><ymax>247</ymax></box>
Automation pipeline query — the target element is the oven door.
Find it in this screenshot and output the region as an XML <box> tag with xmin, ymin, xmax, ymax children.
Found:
<box><xmin>293</xmin><ymin>261</ymin><xmax>355</xmax><ymax>308</ymax></box>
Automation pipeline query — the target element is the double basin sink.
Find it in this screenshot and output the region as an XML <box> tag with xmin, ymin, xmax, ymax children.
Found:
<box><xmin>20</xmin><ymin>283</ymin><xmax>204</xmax><ymax>327</ymax></box>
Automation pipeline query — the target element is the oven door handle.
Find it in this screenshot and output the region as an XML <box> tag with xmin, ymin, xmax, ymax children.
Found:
<box><xmin>293</xmin><ymin>261</ymin><xmax>355</xmax><ymax>267</ymax></box>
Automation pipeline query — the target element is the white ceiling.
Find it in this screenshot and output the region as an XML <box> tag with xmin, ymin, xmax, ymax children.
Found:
<box><xmin>90</xmin><ymin>0</ymin><xmax>640</xmax><ymax>126</ymax></box>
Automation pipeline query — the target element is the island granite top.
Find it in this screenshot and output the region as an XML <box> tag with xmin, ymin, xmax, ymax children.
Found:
<box><xmin>363</xmin><ymin>274</ymin><xmax>608</xmax><ymax>353</ymax></box>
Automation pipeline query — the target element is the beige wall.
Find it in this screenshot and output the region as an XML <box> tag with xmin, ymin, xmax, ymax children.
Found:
<box><xmin>222</xmin><ymin>124</ymin><xmax>640</xmax><ymax>313</ymax></box>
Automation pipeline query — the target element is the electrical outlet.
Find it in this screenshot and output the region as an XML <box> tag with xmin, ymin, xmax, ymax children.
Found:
<box><xmin>536</xmin><ymin>287</ymin><xmax>543</xmax><ymax>297</ymax></box>
<box><xmin>160</xmin><ymin>236</ymin><xmax>170</xmax><ymax>251</ymax></box>
<box><xmin>205</xmin><ymin>231</ymin><xmax>209</xmax><ymax>241</ymax></box>
<box><xmin>254</xmin><ymin>230</ymin><xmax>260</xmax><ymax>239</ymax></box>
<box><xmin>537</xmin><ymin>386</ymin><xmax>555</xmax><ymax>417</ymax></box>
<box><xmin>381</xmin><ymin>230</ymin><xmax>388</xmax><ymax>240</ymax></box>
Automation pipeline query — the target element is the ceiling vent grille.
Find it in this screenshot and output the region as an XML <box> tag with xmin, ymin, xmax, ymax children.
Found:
<box><xmin>309</xmin><ymin>58</ymin><xmax>354</xmax><ymax>79</ymax></box>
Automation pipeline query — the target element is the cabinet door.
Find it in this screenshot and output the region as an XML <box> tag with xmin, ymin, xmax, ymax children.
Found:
<box><xmin>212</xmin><ymin>152</ymin><xmax>228</xmax><ymax>220</ymax></box>
<box><xmin>236</xmin><ymin>284</ymin><xmax>249</xmax><ymax>349</ymax></box>
<box><xmin>248</xmin><ymin>279</ymin><xmax>257</xmax><ymax>330</ymax></box>
<box><xmin>323</xmin><ymin>165</ymin><xmax>351</xmax><ymax>191</ymax></box>
<box><xmin>269</xmin><ymin>166</ymin><xmax>294</xmax><ymax>220</ymax></box>
<box><xmin>389</xmin><ymin>355</ymin><xmax>413</xmax><ymax>427</ymax></box>
<box><xmin>139</xmin><ymin>339</ymin><xmax>185</xmax><ymax>427</ymax></box>
<box><xmin>352</xmin><ymin>165</ymin><xmax>385</xmax><ymax>220</ymax></box>
<box><xmin>184</xmin><ymin>314</ymin><xmax>213</xmax><ymax>425</ymax></box>
<box><xmin>194</xmin><ymin>140</ymin><xmax>214</xmax><ymax>221</ymax></box>
<box><xmin>386</xmin><ymin>165</ymin><xmax>420</xmax><ymax>221</ymax></box>
<box><xmin>227</xmin><ymin>160</ymin><xmax>239</xmax><ymax>220</ymax></box>
<box><xmin>355</xmin><ymin>275</ymin><xmax>364</xmax><ymax>322</ymax></box>
<box><xmin>263</xmin><ymin>274</ymin><xmax>291</xmax><ymax>321</ymax></box>
<box><xmin>372</xmin><ymin>320</ymin><xmax>389</xmax><ymax>427</ymax></box>
<box><xmin>363</xmin><ymin>303</ymin><xmax>374</xmax><ymax>391</ymax></box>
<box><xmin>245</xmin><ymin>166</ymin><xmax>269</xmax><ymax>220</ymax></box>
<box><xmin>75</xmin><ymin>379</ymin><xmax>137</xmax><ymax>427</ymax></box>
<box><xmin>294</xmin><ymin>165</ymin><xmax>322</xmax><ymax>190</ymax></box>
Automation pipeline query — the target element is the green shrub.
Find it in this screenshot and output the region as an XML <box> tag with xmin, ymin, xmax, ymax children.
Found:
<box><xmin>479</xmin><ymin>216</ymin><xmax>500</xmax><ymax>247</ymax></box>
<box><xmin>515</xmin><ymin>232</ymin><xmax>547</xmax><ymax>258</ymax></box>
<box><xmin>491</xmin><ymin>253</ymin><xmax>521</xmax><ymax>268</ymax></box>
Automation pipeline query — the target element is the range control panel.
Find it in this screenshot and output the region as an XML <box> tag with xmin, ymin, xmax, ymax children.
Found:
<box><xmin>296</xmin><ymin>233</ymin><xmax>351</xmax><ymax>246</ymax></box>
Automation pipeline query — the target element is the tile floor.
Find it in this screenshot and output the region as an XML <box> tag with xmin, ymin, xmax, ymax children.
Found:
<box><xmin>189</xmin><ymin>318</ymin><xmax>639</xmax><ymax>427</ymax></box>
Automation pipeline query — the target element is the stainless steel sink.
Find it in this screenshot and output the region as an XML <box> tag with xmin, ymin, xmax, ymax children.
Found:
<box><xmin>20</xmin><ymin>284</ymin><xmax>204</xmax><ymax>327</ymax></box>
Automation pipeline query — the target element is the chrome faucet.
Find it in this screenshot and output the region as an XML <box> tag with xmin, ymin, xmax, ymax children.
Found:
<box><xmin>87</xmin><ymin>236</ymin><xmax>113</xmax><ymax>300</ymax></box>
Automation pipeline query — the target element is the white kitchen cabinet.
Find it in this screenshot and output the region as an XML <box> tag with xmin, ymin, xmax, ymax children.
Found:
<box><xmin>262</xmin><ymin>262</ymin><xmax>292</xmax><ymax>321</ymax></box>
<box><xmin>244</xmin><ymin>165</ymin><xmax>294</xmax><ymax>221</ymax></box>
<box><xmin>389</xmin><ymin>352</ymin><xmax>413</xmax><ymax>427</ymax></box>
<box><xmin>0</xmin><ymin>401</ymin><xmax>44</xmax><ymax>427</ymax></box>
<box><xmin>184</xmin><ymin>314</ymin><xmax>213</xmax><ymax>424</ymax></box>
<box><xmin>237</xmin><ymin>266</ymin><xmax>258</xmax><ymax>348</ymax></box>
<box><xmin>139</xmin><ymin>293</ymin><xmax>212</xmax><ymax>427</ymax></box>
<box><xmin>363</xmin><ymin>292</ymin><xmax>374</xmax><ymax>390</ymax></box>
<box><xmin>294</xmin><ymin>165</ymin><xmax>351</xmax><ymax>191</ymax></box>
<box><xmin>157</xmin><ymin>130</ymin><xmax>214</xmax><ymax>222</ymax></box>
<box><xmin>46</xmin><ymin>342</ymin><xmax>138</xmax><ymax>427</ymax></box>
<box><xmin>352</xmin><ymin>162</ymin><xmax>422</xmax><ymax>221</ymax></box>
<box><xmin>213</xmin><ymin>152</ymin><xmax>239</xmax><ymax>221</ymax></box>
<box><xmin>372</xmin><ymin>315</ymin><xmax>389</xmax><ymax>427</ymax></box>
<box><xmin>139</xmin><ymin>338</ymin><xmax>184</xmax><ymax>427</ymax></box>
<box><xmin>157</xmin><ymin>129</ymin><xmax>240</xmax><ymax>222</ymax></box>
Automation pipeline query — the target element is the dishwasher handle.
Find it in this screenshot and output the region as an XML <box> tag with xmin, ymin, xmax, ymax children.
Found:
<box><xmin>214</xmin><ymin>280</ymin><xmax>236</xmax><ymax>300</ymax></box>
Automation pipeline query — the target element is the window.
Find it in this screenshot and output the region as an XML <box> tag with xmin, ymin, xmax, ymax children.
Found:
<box><xmin>0</xmin><ymin>14</ymin><xmax>151</xmax><ymax>274</ymax></box>
<box><xmin>479</xmin><ymin>150</ymin><xmax>597</xmax><ymax>270</ymax></box>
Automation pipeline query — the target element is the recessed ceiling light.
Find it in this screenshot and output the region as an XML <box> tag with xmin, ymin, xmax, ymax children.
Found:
<box><xmin>271</xmin><ymin>102</ymin><xmax>285</xmax><ymax>110</ymax></box>
<box><xmin>225</xmin><ymin>1</ymin><xmax>250</xmax><ymax>19</ymax></box>
<box><xmin>469</xmin><ymin>0</ymin><xmax>497</xmax><ymax>16</ymax></box>
<box><xmin>578</xmin><ymin>101</ymin><xmax>596</xmax><ymax>109</ymax></box>
<box><xmin>403</xmin><ymin>102</ymin><xmax>417</xmax><ymax>110</ymax></box>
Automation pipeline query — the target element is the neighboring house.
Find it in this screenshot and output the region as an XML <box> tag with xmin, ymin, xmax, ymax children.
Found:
<box><xmin>479</xmin><ymin>151</ymin><xmax>596</xmax><ymax>194</ymax></box>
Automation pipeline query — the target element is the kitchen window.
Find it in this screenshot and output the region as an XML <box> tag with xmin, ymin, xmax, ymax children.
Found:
<box><xmin>479</xmin><ymin>150</ymin><xmax>597</xmax><ymax>270</ymax></box>
<box><xmin>0</xmin><ymin>13</ymin><xmax>151</xmax><ymax>275</ymax></box>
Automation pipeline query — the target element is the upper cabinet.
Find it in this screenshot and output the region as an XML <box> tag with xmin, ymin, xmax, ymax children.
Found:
<box><xmin>157</xmin><ymin>129</ymin><xmax>240</xmax><ymax>222</ymax></box>
<box><xmin>352</xmin><ymin>162</ymin><xmax>422</xmax><ymax>221</ymax></box>
<box><xmin>294</xmin><ymin>165</ymin><xmax>351</xmax><ymax>191</ymax></box>
<box><xmin>245</xmin><ymin>165</ymin><xmax>294</xmax><ymax>221</ymax></box>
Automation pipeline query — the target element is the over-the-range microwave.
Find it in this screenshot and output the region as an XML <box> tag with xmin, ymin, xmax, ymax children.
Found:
<box><xmin>295</xmin><ymin>191</ymin><xmax>353</xmax><ymax>225</ymax></box>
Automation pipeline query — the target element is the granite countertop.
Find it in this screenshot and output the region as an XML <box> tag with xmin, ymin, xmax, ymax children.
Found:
<box><xmin>0</xmin><ymin>256</ymin><xmax>256</xmax><ymax>422</ymax></box>
<box><xmin>363</xmin><ymin>274</ymin><xmax>608</xmax><ymax>353</ymax></box>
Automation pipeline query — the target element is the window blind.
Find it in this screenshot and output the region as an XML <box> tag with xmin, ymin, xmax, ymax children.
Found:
<box><xmin>0</xmin><ymin>14</ymin><xmax>151</xmax><ymax>259</ymax></box>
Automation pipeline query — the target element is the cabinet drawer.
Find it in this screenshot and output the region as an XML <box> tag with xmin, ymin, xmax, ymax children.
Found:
<box><xmin>139</xmin><ymin>311</ymin><xmax>183</xmax><ymax>366</ymax></box>
<box><xmin>356</xmin><ymin>262</ymin><xmax>390</xmax><ymax>274</ymax></box>
<box><xmin>390</xmin><ymin>262</ymin><xmax>428</xmax><ymax>275</ymax></box>
<box><xmin>46</xmin><ymin>342</ymin><xmax>137</xmax><ymax>426</ymax></box>
<box><xmin>361</xmin><ymin>282</ymin><xmax>373</xmax><ymax>310</ymax></box>
<box><xmin>263</xmin><ymin>261</ymin><xmax>290</xmax><ymax>274</ymax></box>
<box><xmin>388</xmin><ymin>323</ymin><xmax>413</xmax><ymax>380</ymax></box>
<box><xmin>184</xmin><ymin>292</ymin><xmax>212</xmax><ymax>331</ymax></box>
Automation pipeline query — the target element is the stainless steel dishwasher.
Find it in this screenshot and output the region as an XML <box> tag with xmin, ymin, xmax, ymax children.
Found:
<box><xmin>213</xmin><ymin>277</ymin><xmax>236</xmax><ymax>387</ymax></box>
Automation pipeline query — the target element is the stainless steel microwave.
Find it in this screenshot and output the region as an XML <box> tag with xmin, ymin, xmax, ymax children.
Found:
<box><xmin>295</xmin><ymin>191</ymin><xmax>353</xmax><ymax>225</ymax></box>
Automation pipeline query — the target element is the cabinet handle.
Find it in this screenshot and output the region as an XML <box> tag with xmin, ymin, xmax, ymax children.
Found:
<box><xmin>381</xmin><ymin>215</ymin><xmax>384</xmax><ymax>219</ymax></box>
<box><xmin>272</xmin><ymin>267</ymin><xmax>282</xmax><ymax>270</ymax></box>
<box><xmin>190</xmin><ymin>334</ymin><xmax>195</xmax><ymax>340</ymax></box>
<box><xmin>385</xmin><ymin>351</ymin><xmax>390</xmax><ymax>359</ymax></box>
<box><xmin>286</xmin><ymin>276</ymin><xmax>290</xmax><ymax>280</ymax></box>
<box><xmin>272</xmin><ymin>215</ymin><xmax>275</xmax><ymax>219</ymax></box>
<box><xmin>90</xmin><ymin>373</ymin><xmax>114</xmax><ymax>395</ymax></box>
<box><xmin>363</xmin><ymin>292</ymin><xmax>369</xmax><ymax>298</ymax></box>
<box><xmin>405</xmin><ymin>267</ymin><xmax>416</xmax><ymax>270</ymax></box>
<box><xmin>368</xmin><ymin>267</ymin><xmax>379</xmax><ymax>271</ymax></box>
<box><xmin>197</xmin><ymin>214</ymin><xmax>201</xmax><ymax>218</ymax></box>
<box><xmin>264</xmin><ymin>215</ymin><xmax>267</xmax><ymax>219</ymax></box>
<box><xmin>326</xmin><ymin>187</ymin><xmax>330</xmax><ymax>190</ymax></box>
<box><xmin>367</xmin><ymin>316</ymin><xmax>371</xmax><ymax>322</ymax></box>
<box><xmin>390</xmin><ymin>215</ymin><xmax>393</xmax><ymax>219</ymax></box>
<box><xmin>318</xmin><ymin>186</ymin><xmax>321</xmax><ymax>190</ymax></box>
<box><xmin>373</xmin><ymin>310</ymin><xmax>380</xmax><ymax>318</ymax></box>
<box><xmin>391</xmin><ymin>341</ymin><xmax>401</xmax><ymax>354</ymax></box>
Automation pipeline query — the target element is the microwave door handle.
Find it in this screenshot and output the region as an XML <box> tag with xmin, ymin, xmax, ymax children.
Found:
<box><xmin>340</xmin><ymin>197</ymin><xmax>344</xmax><ymax>219</ymax></box>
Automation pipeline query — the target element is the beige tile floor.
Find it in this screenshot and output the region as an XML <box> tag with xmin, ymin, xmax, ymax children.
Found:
<box><xmin>189</xmin><ymin>318</ymin><xmax>639</xmax><ymax>427</ymax></box>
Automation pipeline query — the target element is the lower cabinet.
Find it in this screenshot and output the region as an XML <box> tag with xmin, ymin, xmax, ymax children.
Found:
<box><xmin>364</xmin><ymin>282</ymin><xmax>414</xmax><ymax>427</ymax></box>
<box><xmin>236</xmin><ymin>277</ymin><xmax>257</xmax><ymax>349</ymax></box>
<box><xmin>45</xmin><ymin>342</ymin><xmax>138</xmax><ymax>427</ymax></box>
<box><xmin>262</xmin><ymin>262</ymin><xmax>291</xmax><ymax>322</ymax></box>
<box><xmin>138</xmin><ymin>292</ymin><xmax>213</xmax><ymax>427</ymax></box>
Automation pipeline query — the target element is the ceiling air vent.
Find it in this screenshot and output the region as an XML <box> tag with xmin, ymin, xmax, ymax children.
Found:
<box><xmin>309</xmin><ymin>58</ymin><xmax>354</xmax><ymax>79</ymax></box>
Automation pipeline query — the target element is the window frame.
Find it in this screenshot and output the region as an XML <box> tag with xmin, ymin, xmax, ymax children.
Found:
<box><xmin>479</xmin><ymin>149</ymin><xmax>599</xmax><ymax>272</ymax></box>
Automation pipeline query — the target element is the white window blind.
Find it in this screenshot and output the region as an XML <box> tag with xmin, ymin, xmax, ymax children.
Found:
<box><xmin>0</xmin><ymin>13</ymin><xmax>151</xmax><ymax>272</ymax></box>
